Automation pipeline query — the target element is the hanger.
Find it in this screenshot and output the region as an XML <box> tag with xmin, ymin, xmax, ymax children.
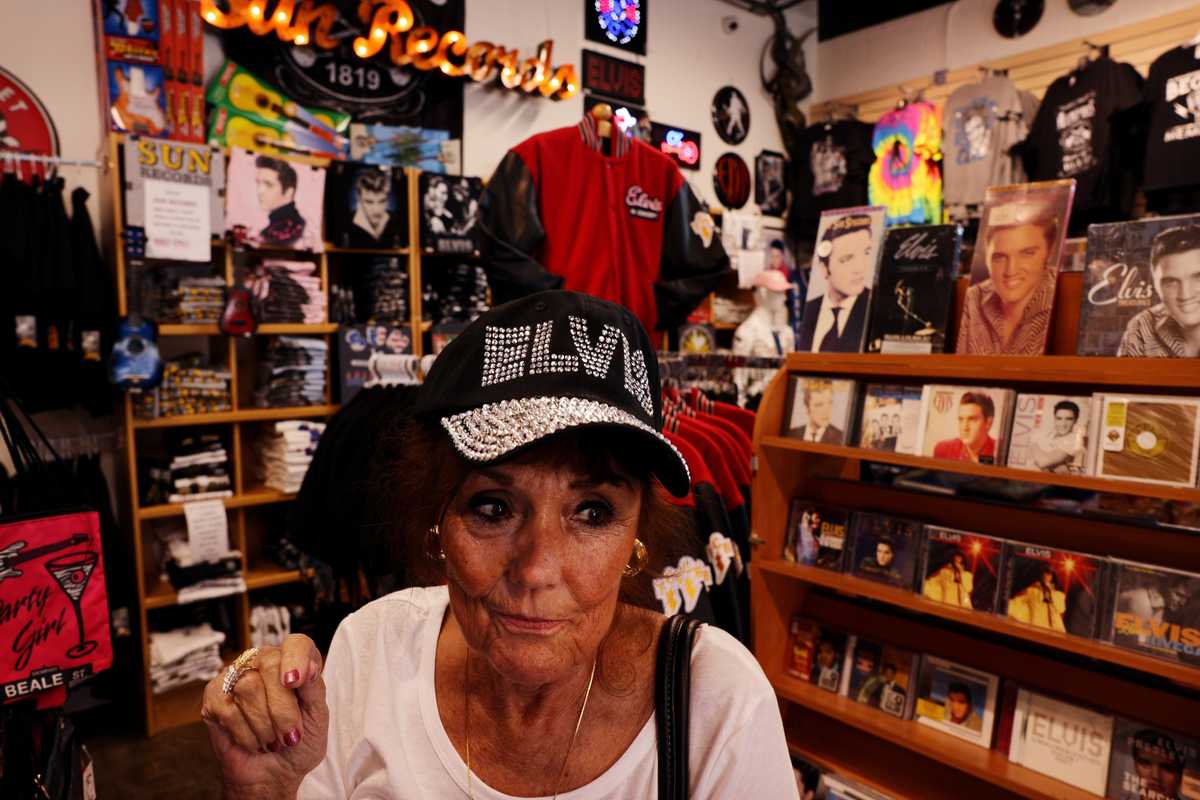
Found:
<box><xmin>590</xmin><ymin>103</ymin><xmax>614</xmax><ymax>156</ymax></box>
<box><xmin>1077</xmin><ymin>40</ymin><xmax>1109</xmax><ymax>72</ymax></box>
<box><xmin>895</xmin><ymin>84</ymin><xmax>926</xmax><ymax>110</ymax></box>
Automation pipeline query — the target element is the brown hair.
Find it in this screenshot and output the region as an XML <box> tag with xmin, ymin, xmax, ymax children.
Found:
<box><xmin>354</xmin><ymin>168</ymin><xmax>390</xmax><ymax>196</ymax></box>
<box><xmin>959</xmin><ymin>391</ymin><xmax>995</xmax><ymax>420</ymax></box>
<box><xmin>381</xmin><ymin>418</ymin><xmax>697</xmax><ymax>613</ymax></box>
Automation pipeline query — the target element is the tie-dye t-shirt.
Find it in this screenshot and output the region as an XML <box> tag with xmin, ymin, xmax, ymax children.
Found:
<box><xmin>869</xmin><ymin>102</ymin><xmax>943</xmax><ymax>226</ymax></box>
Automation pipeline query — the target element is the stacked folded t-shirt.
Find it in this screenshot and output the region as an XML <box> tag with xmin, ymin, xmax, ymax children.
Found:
<box><xmin>168</xmin><ymin>276</ymin><xmax>226</xmax><ymax>324</ymax></box>
<box><xmin>166</xmin><ymin>433</ymin><xmax>232</xmax><ymax>503</ymax></box>
<box><xmin>255</xmin><ymin>337</ymin><xmax>328</xmax><ymax>408</ymax></box>
<box><xmin>363</xmin><ymin>256</ymin><xmax>409</xmax><ymax>322</ymax></box>
<box><xmin>149</xmin><ymin>623</ymin><xmax>226</xmax><ymax>694</ymax></box>
<box><xmin>135</xmin><ymin>357</ymin><xmax>233</xmax><ymax>419</ymax></box>
<box><xmin>155</xmin><ymin>523</ymin><xmax>246</xmax><ymax>603</ymax></box>
<box><xmin>247</xmin><ymin>259</ymin><xmax>326</xmax><ymax>324</ymax></box>
<box><xmin>250</xmin><ymin>604</ymin><xmax>292</xmax><ymax>649</ymax></box>
<box><xmin>260</xmin><ymin>420</ymin><xmax>325</xmax><ymax>493</ymax></box>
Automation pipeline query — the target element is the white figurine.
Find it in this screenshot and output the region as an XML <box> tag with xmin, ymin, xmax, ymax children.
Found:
<box><xmin>732</xmin><ymin>269</ymin><xmax>794</xmax><ymax>404</ymax></box>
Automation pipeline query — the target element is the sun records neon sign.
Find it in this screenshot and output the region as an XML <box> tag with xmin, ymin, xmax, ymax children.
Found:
<box><xmin>200</xmin><ymin>0</ymin><xmax>579</xmax><ymax>100</ymax></box>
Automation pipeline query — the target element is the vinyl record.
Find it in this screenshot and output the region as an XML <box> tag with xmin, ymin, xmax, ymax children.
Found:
<box><xmin>993</xmin><ymin>0</ymin><xmax>1044</xmax><ymax>39</ymax></box>
<box><xmin>711</xmin><ymin>86</ymin><xmax>750</xmax><ymax>145</ymax></box>
<box><xmin>713</xmin><ymin>152</ymin><xmax>751</xmax><ymax>210</ymax></box>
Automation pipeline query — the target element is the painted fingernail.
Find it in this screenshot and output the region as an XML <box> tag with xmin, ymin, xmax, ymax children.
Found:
<box><xmin>283</xmin><ymin>669</ymin><xmax>300</xmax><ymax>687</ymax></box>
<box><xmin>284</xmin><ymin>728</ymin><xmax>302</xmax><ymax>747</ymax></box>
<box><xmin>267</xmin><ymin>740</ymin><xmax>281</xmax><ymax>753</ymax></box>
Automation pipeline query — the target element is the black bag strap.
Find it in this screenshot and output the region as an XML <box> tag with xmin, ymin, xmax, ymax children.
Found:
<box><xmin>655</xmin><ymin>614</ymin><xmax>702</xmax><ymax>800</ymax></box>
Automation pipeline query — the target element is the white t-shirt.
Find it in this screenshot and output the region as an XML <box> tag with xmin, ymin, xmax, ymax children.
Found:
<box><xmin>298</xmin><ymin>586</ymin><xmax>797</xmax><ymax>799</ymax></box>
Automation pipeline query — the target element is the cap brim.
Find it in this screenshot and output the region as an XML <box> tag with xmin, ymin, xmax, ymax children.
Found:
<box><xmin>441</xmin><ymin>396</ymin><xmax>692</xmax><ymax>497</ymax></box>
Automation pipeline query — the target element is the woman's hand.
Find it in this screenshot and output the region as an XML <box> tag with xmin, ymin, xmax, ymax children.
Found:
<box><xmin>201</xmin><ymin>634</ymin><xmax>329</xmax><ymax>799</ymax></box>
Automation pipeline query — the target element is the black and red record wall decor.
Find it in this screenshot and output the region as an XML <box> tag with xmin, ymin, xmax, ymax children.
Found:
<box><xmin>714</xmin><ymin>152</ymin><xmax>751</xmax><ymax>210</ymax></box>
<box><xmin>0</xmin><ymin>66</ymin><xmax>59</xmax><ymax>157</ymax></box>
<box><xmin>711</xmin><ymin>85</ymin><xmax>749</xmax><ymax>145</ymax></box>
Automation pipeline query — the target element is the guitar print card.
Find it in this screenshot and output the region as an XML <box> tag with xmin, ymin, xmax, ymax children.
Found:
<box><xmin>0</xmin><ymin>511</ymin><xmax>112</xmax><ymax>705</ymax></box>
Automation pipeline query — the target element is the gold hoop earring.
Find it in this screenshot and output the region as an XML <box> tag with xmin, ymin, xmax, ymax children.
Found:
<box><xmin>623</xmin><ymin>539</ymin><xmax>647</xmax><ymax>577</ymax></box>
<box><xmin>426</xmin><ymin>524</ymin><xmax>446</xmax><ymax>562</ymax></box>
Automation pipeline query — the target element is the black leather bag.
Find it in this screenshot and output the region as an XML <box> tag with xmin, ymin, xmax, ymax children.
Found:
<box><xmin>655</xmin><ymin>615</ymin><xmax>703</xmax><ymax>800</ymax></box>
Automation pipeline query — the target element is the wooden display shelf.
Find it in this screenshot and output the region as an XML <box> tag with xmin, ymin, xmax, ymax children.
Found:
<box><xmin>760</xmin><ymin>436</ymin><xmax>1200</xmax><ymax>504</ymax></box>
<box><xmin>777</xmin><ymin>677</ymin><xmax>1095</xmax><ymax>800</ymax></box>
<box><xmin>324</xmin><ymin>244</ymin><xmax>410</xmax><ymax>255</ymax></box>
<box><xmin>158</xmin><ymin>323</ymin><xmax>339</xmax><ymax>336</ymax></box>
<box><xmin>137</xmin><ymin>486</ymin><xmax>295</xmax><ymax>520</ymax></box>
<box><xmin>757</xmin><ymin>559</ymin><xmax>1200</xmax><ymax>692</ymax></box>
<box><xmin>132</xmin><ymin>404</ymin><xmax>339</xmax><ymax>430</ymax></box>
<box><xmin>245</xmin><ymin>565</ymin><xmax>304</xmax><ymax>591</ymax></box>
<box><xmin>782</xmin><ymin>352</ymin><xmax>1200</xmax><ymax>391</ymax></box>
<box><xmin>149</xmin><ymin>669</ymin><xmax>214</xmax><ymax>732</ymax></box>
<box><xmin>145</xmin><ymin>565</ymin><xmax>303</xmax><ymax>609</ymax></box>
<box><xmin>211</xmin><ymin>239</ymin><xmax>410</xmax><ymax>257</ymax></box>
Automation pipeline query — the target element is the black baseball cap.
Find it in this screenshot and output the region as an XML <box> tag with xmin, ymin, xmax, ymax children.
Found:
<box><xmin>414</xmin><ymin>291</ymin><xmax>691</xmax><ymax>497</ymax></box>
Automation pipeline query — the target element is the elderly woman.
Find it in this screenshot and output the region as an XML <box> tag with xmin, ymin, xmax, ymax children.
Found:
<box><xmin>202</xmin><ymin>291</ymin><xmax>796</xmax><ymax>799</ymax></box>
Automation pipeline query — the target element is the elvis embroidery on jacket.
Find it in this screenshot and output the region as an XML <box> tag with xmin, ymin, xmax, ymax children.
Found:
<box><xmin>625</xmin><ymin>186</ymin><xmax>663</xmax><ymax>220</ymax></box>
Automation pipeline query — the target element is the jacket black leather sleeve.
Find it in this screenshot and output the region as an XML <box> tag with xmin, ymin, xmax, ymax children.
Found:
<box><xmin>480</xmin><ymin>150</ymin><xmax>564</xmax><ymax>304</ymax></box>
<box><xmin>654</xmin><ymin>181</ymin><xmax>731</xmax><ymax>331</ymax></box>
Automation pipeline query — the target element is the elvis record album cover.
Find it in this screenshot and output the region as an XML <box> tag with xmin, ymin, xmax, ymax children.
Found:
<box><xmin>786</xmin><ymin>616</ymin><xmax>849</xmax><ymax>693</ymax></box>
<box><xmin>796</xmin><ymin>206</ymin><xmax>887</xmax><ymax>354</ymax></box>
<box><xmin>914</xmin><ymin>655</ymin><xmax>1000</xmax><ymax>748</ymax></box>
<box><xmin>1107</xmin><ymin>716</ymin><xmax>1200</xmax><ymax>800</ymax></box>
<box><xmin>1001</xmin><ymin>542</ymin><xmax>1108</xmax><ymax>638</ymax></box>
<box><xmin>1077</xmin><ymin>214</ymin><xmax>1200</xmax><ymax>357</ymax></box>
<box><xmin>1109</xmin><ymin>560</ymin><xmax>1200</xmax><ymax>667</ymax></box>
<box><xmin>917</xmin><ymin>384</ymin><xmax>1016</xmax><ymax>465</ymax></box>
<box><xmin>784</xmin><ymin>501</ymin><xmax>850</xmax><ymax>572</ymax></box>
<box><xmin>920</xmin><ymin>527</ymin><xmax>1005</xmax><ymax>613</ymax></box>
<box><xmin>857</xmin><ymin>383</ymin><xmax>923</xmax><ymax>455</ymax></box>
<box><xmin>782</xmin><ymin>375</ymin><xmax>858</xmax><ymax>444</ymax></box>
<box><xmin>1092</xmin><ymin>394</ymin><xmax>1200</xmax><ymax>488</ymax></box>
<box><xmin>1006</xmin><ymin>393</ymin><xmax>1094</xmax><ymax>475</ymax></box>
<box><xmin>866</xmin><ymin>224</ymin><xmax>961</xmax><ymax>354</ymax></box>
<box><xmin>849</xmin><ymin>513</ymin><xmax>922</xmax><ymax>589</ymax></box>
<box><xmin>1010</xmin><ymin>689</ymin><xmax>1113</xmax><ymax>796</ymax></box>
<box><xmin>957</xmin><ymin>180</ymin><xmax>1075</xmax><ymax>356</ymax></box>
<box><xmin>843</xmin><ymin>635</ymin><xmax>918</xmax><ymax>719</ymax></box>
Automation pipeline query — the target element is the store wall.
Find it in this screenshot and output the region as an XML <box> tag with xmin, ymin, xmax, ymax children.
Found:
<box><xmin>1</xmin><ymin>0</ymin><xmax>108</xmax><ymax>238</ymax></box>
<box><xmin>815</xmin><ymin>0</ymin><xmax>1199</xmax><ymax>102</ymax></box>
<box><xmin>463</xmin><ymin>0</ymin><xmax>818</xmax><ymax>210</ymax></box>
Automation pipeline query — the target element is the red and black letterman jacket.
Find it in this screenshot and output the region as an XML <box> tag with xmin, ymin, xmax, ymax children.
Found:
<box><xmin>481</xmin><ymin>118</ymin><xmax>730</xmax><ymax>334</ymax></box>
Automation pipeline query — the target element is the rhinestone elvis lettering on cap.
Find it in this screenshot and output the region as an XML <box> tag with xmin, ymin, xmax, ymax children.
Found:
<box><xmin>414</xmin><ymin>291</ymin><xmax>692</xmax><ymax>497</ymax></box>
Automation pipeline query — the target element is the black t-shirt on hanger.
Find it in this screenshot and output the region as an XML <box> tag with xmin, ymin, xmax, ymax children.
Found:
<box><xmin>1141</xmin><ymin>44</ymin><xmax>1200</xmax><ymax>211</ymax></box>
<box><xmin>788</xmin><ymin>119</ymin><xmax>874</xmax><ymax>242</ymax></box>
<box><xmin>1019</xmin><ymin>57</ymin><xmax>1143</xmax><ymax>234</ymax></box>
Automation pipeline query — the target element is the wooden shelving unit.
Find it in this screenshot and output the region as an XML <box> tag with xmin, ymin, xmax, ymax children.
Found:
<box><xmin>751</xmin><ymin>292</ymin><xmax>1200</xmax><ymax>795</ymax></box>
<box><xmin>110</xmin><ymin>133</ymin><xmax>430</xmax><ymax>735</ymax></box>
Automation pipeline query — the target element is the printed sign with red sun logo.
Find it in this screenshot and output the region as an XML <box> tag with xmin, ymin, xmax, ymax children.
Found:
<box><xmin>0</xmin><ymin>67</ymin><xmax>59</xmax><ymax>159</ymax></box>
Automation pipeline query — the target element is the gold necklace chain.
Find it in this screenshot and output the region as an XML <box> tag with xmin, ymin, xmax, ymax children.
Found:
<box><xmin>465</xmin><ymin>653</ymin><xmax>598</xmax><ymax>800</ymax></box>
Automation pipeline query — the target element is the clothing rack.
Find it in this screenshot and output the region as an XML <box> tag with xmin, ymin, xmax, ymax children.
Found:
<box><xmin>358</xmin><ymin>353</ymin><xmax>438</xmax><ymax>387</ymax></box>
<box><xmin>0</xmin><ymin>151</ymin><xmax>105</xmax><ymax>169</ymax></box>
<box><xmin>659</xmin><ymin>351</ymin><xmax>785</xmax><ymax>378</ymax></box>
